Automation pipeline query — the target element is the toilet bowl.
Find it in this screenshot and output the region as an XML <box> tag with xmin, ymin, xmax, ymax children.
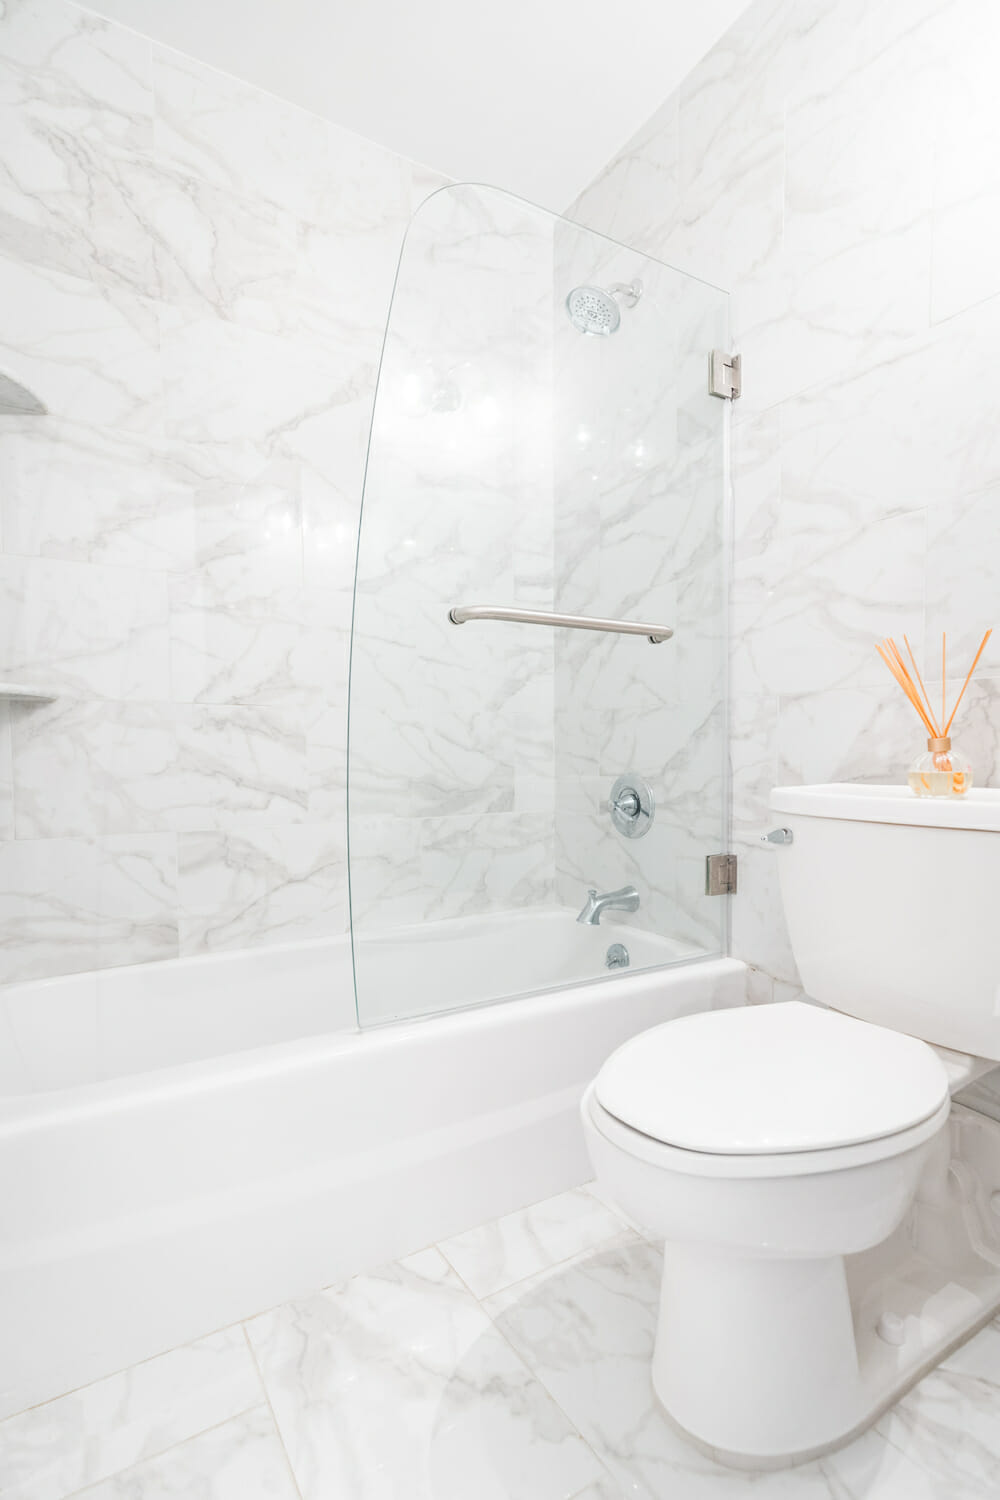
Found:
<box><xmin>583</xmin><ymin>785</ymin><xmax>1000</xmax><ymax>1466</ymax></box>
<box><xmin>582</xmin><ymin>1002</ymin><xmax>950</xmax><ymax>1462</ymax></box>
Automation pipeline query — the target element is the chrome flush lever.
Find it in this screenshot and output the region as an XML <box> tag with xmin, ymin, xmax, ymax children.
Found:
<box><xmin>761</xmin><ymin>828</ymin><xmax>794</xmax><ymax>845</ymax></box>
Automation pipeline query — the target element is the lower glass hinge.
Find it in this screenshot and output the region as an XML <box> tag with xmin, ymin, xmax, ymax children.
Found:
<box><xmin>708</xmin><ymin>350</ymin><xmax>741</xmax><ymax>400</ymax></box>
<box><xmin>705</xmin><ymin>853</ymin><xmax>738</xmax><ymax>895</ymax></box>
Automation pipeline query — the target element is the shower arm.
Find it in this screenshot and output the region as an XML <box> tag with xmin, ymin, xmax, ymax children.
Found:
<box><xmin>448</xmin><ymin>605</ymin><xmax>673</xmax><ymax>644</ymax></box>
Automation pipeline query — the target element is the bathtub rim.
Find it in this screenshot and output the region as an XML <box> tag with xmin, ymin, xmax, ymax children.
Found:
<box><xmin>0</xmin><ymin>952</ymin><xmax>738</xmax><ymax>1133</ymax></box>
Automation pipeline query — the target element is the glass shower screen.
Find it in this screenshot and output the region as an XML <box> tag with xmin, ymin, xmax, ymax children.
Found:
<box><xmin>348</xmin><ymin>184</ymin><xmax>729</xmax><ymax>1026</ymax></box>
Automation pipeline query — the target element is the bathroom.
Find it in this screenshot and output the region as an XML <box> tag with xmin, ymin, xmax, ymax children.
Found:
<box><xmin>3</xmin><ymin>0</ymin><xmax>1000</xmax><ymax>1492</ymax></box>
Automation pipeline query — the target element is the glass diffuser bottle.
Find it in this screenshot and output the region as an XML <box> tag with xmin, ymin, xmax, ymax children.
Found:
<box><xmin>876</xmin><ymin>631</ymin><xmax>992</xmax><ymax>801</ymax></box>
<box><xmin>907</xmin><ymin>735</ymin><xmax>973</xmax><ymax>799</ymax></box>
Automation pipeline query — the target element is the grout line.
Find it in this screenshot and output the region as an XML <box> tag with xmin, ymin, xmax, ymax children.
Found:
<box><xmin>0</xmin><ymin>1323</ymin><xmax>254</xmax><ymax>1424</ymax></box>
<box><xmin>457</xmin><ymin>1224</ymin><xmax>646</xmax><ymax>1305</ymax></box>
<box><xmin>436</xmin><ymin>1211</ymin><xmax>641</xmax><ymax>1303</ymax></box>
<box><xmin>53</xmin><ymin>1404</ymin><xmax>263</xmax><ymax>1500</ymax></box>
<box><xmin>567</xmin><ymin>1482</ymin><xmax>623</xmax><ymax>1500</ymax></box>
<box><xmin>242</xmin><ymin>1325</ymin><xmax>305</xmax><ymax>1500</ymax></box>
<box><xmin>453</xmin><ymin>1250</ymin><xmax>621</xmax><ymax>1497</ymax></box>
<box><xmin>580</xmin><ymin>1180</ymin><xmax>662</xmax><ymax>1249</ymax></box>
<box><xmin>437</xmin><ymin>1196</ymin><xmax>654</xmax><ymax>1496</ymax></box>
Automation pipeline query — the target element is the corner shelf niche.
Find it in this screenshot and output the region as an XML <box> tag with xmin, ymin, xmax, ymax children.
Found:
<box><xmin>0</xmin><ymin>683</ymin><xmax>56</xmax><ymax>702</ymax></box>
<box><xmin>0</xmin><ymin>372</ymin><xmax>46</xmax><ymax>416</ymax></box>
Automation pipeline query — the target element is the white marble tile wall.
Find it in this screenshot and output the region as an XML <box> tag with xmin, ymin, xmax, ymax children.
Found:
<box><xmin>569</xmin><ymin>0</ymin><xmax>1000</xmax><ymax>997</ymax></box>
<box><xmin>0</xmin><ymin>0</ymin><xmax>449</xmax><ymax>981</ymax></box>
<box><xmin>551</xmin><ymin>225</ymin><xmax>729</xmax><ymax>955</ymax></box>
<box><xmin>347</xmin><ymin>184</ymin><xmax>559</xmax><ymax>937</ymax></box>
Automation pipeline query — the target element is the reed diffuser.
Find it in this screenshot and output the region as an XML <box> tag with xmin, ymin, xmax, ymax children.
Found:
<box><xmin>876</xmin><ymin>631</ymin><xmax>992</xmax><ymax>798</ymax></box>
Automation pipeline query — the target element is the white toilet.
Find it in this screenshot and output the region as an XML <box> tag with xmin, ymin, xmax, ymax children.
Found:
<box><xmin>583</xmin><ymin>784</ymin><xmax>1000</xmax><ymax>1467</ymax></box>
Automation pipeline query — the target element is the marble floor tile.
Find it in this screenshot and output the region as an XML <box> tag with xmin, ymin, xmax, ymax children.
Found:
<box><xmin>874</xmin><ymin>1319</ymin><xmax>1000</xmax><ymax>1496</ymax></box>
<box><xmin>567</xmin><ymin>1479</ymin><xmax>626</xmax><ymax>1500</ymax></box>
<box><xmin>246</xmin><ymin>1245</ymin><xmax>606</xmax><ymax>1500</ymax></box>
<box><xmin>8</xmin><ymin>1188</ymin><xmax>1000</xmax><ymax>1500</ymax></box>
<box><xmin>484</xmin><ymin>1236</ymin><xmax>981</xmax><ymax>1500</ymax></box>
<box><xmin>0</xmin><ymin>1328</ymin><xmax>262</xmax><ymax>1500</ymax></box>
<box><xmin>69</xmin><ymin>1406</ymin><xmax>299</xmax><ymax>1500</ymax></box>
<box><xmin>437</xmin><ymin>1186</ymin><xmax>636</xmax><ymax>1300</ymax></box>
<box><xmin>584</xmin><ymin>1177</ymin><xmax>659</xmax><ymax>1241</ymax></box>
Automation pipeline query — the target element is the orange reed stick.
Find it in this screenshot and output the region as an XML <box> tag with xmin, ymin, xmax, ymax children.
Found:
<box><xmin>881</xmin><ymin>641</ymin><xmax>937</xmax><ymax>736</ymax></box>
<box><xmin>942</xmin><ymin>633</ymin><xmax>946</xmax><ymax>738</ymax></box>
<box><xmin>903</xmin><ymin>634</ymin><xmax>940</xmax><ymax>736</ymax></box>
<box><xmin>944</xmin><ymin>629</ymin><xmax>993</xmax><ymax>736</ymax></box>
<box><xmin>884</xmin><ymin>640</ymin><xmax>937</xmax><ymax>734</ymax></box>
<box><xmin>876</xmin><ymin>642</ymin><xmax>937</xmax><ymax>735</ymax></box>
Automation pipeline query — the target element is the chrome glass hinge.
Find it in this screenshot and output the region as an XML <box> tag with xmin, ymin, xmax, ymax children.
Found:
<box><xmin>709</xmin><ymin>350</ymin><xmax>741</xmax><ymax>400</ymax></box>
<box><xmin>705</xmin><ymin>853</ymin><xmax>738</xmax><ymax>896</ymax></box>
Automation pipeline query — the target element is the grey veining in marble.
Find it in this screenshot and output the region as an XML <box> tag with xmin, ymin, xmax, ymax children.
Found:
<box><xmin>1</xmin><ymin>0</ymin><xmax>734</xmax><ymax>998</ymax></box>
<box><xmin>76</xmin><ymin>1407</ymin><xmax>301</xmax><ymax>1500</ymax></box>
<box><xmin>246</xmin><ymin>1245</ymin><xmax>607</xmax><ymax>1500</ymax></box>
<box><xmin>0</xmin><ymin>1327</ymin><xmax>260</xmax><ymax>1500</ymax></box>
<box><xmin>570</xmin><ymin>0</ymin><xmax>1000</xmax><ymax>995</ymax></box>
<box><xmin>8</xmin><ymin>1182</ymin><xmax>1000</xmax><ymax>1500</ymax></box>
<box><xmin>0</xmin><ymin>0</ymin><xmax>451</xmax><ymax>980</ymax></box>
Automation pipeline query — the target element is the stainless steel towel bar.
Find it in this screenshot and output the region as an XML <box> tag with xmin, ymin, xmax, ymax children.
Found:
<box><xmin>448</xmin><ymin>605</ymin><xmax>673</xmax><ymax>644</ymax></box>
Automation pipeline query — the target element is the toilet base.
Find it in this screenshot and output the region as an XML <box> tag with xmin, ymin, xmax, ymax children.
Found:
<box><xmin>652</xmin><ymin>1104</ymin><xmax>1000</xmax><ymax>1468</ymax></box>
<box><xmin>653</xmin><ymin>1245</ymin><xmax>866</xmax><ymax>1460</ymax></box>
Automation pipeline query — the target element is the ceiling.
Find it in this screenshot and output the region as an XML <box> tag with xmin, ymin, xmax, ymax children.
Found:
<box><xmin>85</xmin><ymin>0</ymin><xmax>752</xmax><ymax>211</ymax></box>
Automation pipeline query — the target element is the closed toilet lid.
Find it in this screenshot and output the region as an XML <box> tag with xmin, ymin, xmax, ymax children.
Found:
<box><xmin>595</xmin><ymin>1002</ymin><xmax>950</xmax><ymax>1155</ymax></box>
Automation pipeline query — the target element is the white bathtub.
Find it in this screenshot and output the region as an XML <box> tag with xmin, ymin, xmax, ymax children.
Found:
<box><xmin>0</xmin><ymin>913</ymin><xmax>745</xmax><ymax>1419</ymax></box>
<box><xmin>354</xmin><ymin>909</ymin><xmax>704</xmax><ymax>1025</ymax></box>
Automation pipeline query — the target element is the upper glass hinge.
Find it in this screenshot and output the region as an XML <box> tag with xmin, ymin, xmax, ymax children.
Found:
<box><xmin>709</xmin><ymin>350</ymin><xmax>741</xmax><ymax>400</ymax></box>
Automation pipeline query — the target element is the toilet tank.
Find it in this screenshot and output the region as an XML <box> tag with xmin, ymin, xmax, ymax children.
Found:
<box><xmin>769</xmin><ymin>785</ymin><xmax>1000</xmax><ymax>1061</ymax></box>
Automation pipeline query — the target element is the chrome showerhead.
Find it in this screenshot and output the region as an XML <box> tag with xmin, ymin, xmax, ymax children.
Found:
<box><xmin>566</xmin><ymin>285</ymin><xmax>620</xmax><ymax>336</ymax></box>
<box><xmin>565</xmin><ymin>279</ymin><xmax>642</xmax><ymax>337</ymax></box>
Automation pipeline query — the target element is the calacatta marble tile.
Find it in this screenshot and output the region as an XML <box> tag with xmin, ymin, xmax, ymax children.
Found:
<box><xmin>728</xmin><ymin>832</ymin><xmax>800</xmax><ymax>993</ymax></box>
<box><xmin>141</xmin><ymin>165</ymin><xmax>297</xmax><ymax>330</ymax></box>
<box><xmin>925</xmin><ymin>488</ymin><xmax>1000</xmax><ymax>681</ymax></box>
<box><xmin>416</xmin><ymin>811</ymin><xmax>555</xmax><ymax>925</ymax></box>
<box><xmin>567</xmin><ymin>1480</ymin><xmax>625</xmax><ymax>1500</ymax></box>
<box><xmin>0</xmin><ymin>0</ymin><xmax>155</xmax><ymax>291</ymax></box>
<box><xmin>731</xmin><ymin>506</ymin><xmax>926</xmax><ymax>698</ymax></box>
<box><xmin>246</xmin><ymin>1245</ymin><xmax>606</xmax><ymax>1500</ymax></box>
<box><xmin>485</xmin><ymin>1235</ymin><xmax>975</xmax><ymax>1500</ymax></box>
<box><xmin>76</xmin><ymin>1406</ymin><xmax>298</xmax><ymax>1499</ymax></box>
<box><xmin>0</xmin><ymin>0</ymin><xmax>152</xmax><ymax>154</ymax></box>
<box><xmin>10</xmin><ymin>699</ymin><xmax>308</xmax><ymax>839</ymax></box>
<box><xmin>150</xmin><ymin>46</ymin><xmax>330</xmax><ymax>222</ymax></box>
<box><xmin>0</xmin><ymin>702</ymin><xmax>14</xmax><ymax>841</ymax></box>
<box><xmin>874</xmin><ymin>1317</ymin><xmax>1000</xmax><ymax>1496</ymax></box>
<box><xmin>438</xmin><ymin>1187</ymin><xmax>636</xmax><ymax>1301</ymax></box>
<box><xmin>156</xmin><ymin>301</ymin><xmax>343</xmax><ymax>455</ymax></box>
<box><xmin>0</xmin><ymin>418</ymin><xmax>195</xmax><ymax>572</ymax></box>
<box><xmin>926</xmin><ymin>1</ymin><xmax>1000</xmax><ymax>323</ymax></box>
<box><xmin>0</xmin><ymin>833</ymin><xmax>178</xmax><ymax>983</ymax></box>
<box><xmin>0</xmin><ymin>254</ymin><xmax>161</xmax><ymax>430</ymax></box>
<box><xmin>177</xmin><ymin>823</ymin><xmax>345</xmax><ymax>955</ymax></box>
<box><xmin>168</xmin><ymin>571</ymin><xmax>310</xmax><ymax>709</ymax></box>
<box><xmin>0</xmin><ymin>554</ymin><xmax>170</xmax><ymax>701</ymax></box>
<box><xmin>775</xmin><ymin>685</ymin><xmax>915</xmax><ymax>790</ymax></box>
<box><xmin>0</xmin><ymin>1327</ymin><xmax>260</xmax><ymax>1500</ymax></box>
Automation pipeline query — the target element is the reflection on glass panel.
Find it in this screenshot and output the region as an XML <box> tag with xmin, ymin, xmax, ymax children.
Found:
<box><xmin>348</xmin><ymin>184</ymin><xmax>729</xmax><ymax>1027</ymax></box>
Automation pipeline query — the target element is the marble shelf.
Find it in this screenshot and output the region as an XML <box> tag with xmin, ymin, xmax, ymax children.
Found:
<box><xmin>0</xmin><ymin>372</ymin><xmax>46</xmax><ymax>416</ymax></box>
<box><xmin>0</xmin><ymin>683</ymin><xmax>56</xmax><ymax>701</ymax></box>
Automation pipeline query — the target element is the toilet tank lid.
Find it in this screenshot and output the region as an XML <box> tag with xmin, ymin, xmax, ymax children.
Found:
<box><xmin>771</xmin><ymin>783</ymin><xmax>1000</xmax><ymax>832</ymax></box>
<box><xmin>594</xmin><ymin>1002</ymin><xmax>950</xmax><ymax>1155</ymax></box>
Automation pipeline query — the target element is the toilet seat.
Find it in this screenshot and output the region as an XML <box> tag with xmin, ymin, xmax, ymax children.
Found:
<box><xmin>585</xmin><ymin>1082</ymin><xmax>952</xmax><ymax>1180</ymax></box>
<box><xmin>594</xmin><ymin>1001</ymin><xmax>950</xmax><ymax>1171</ymax></box>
